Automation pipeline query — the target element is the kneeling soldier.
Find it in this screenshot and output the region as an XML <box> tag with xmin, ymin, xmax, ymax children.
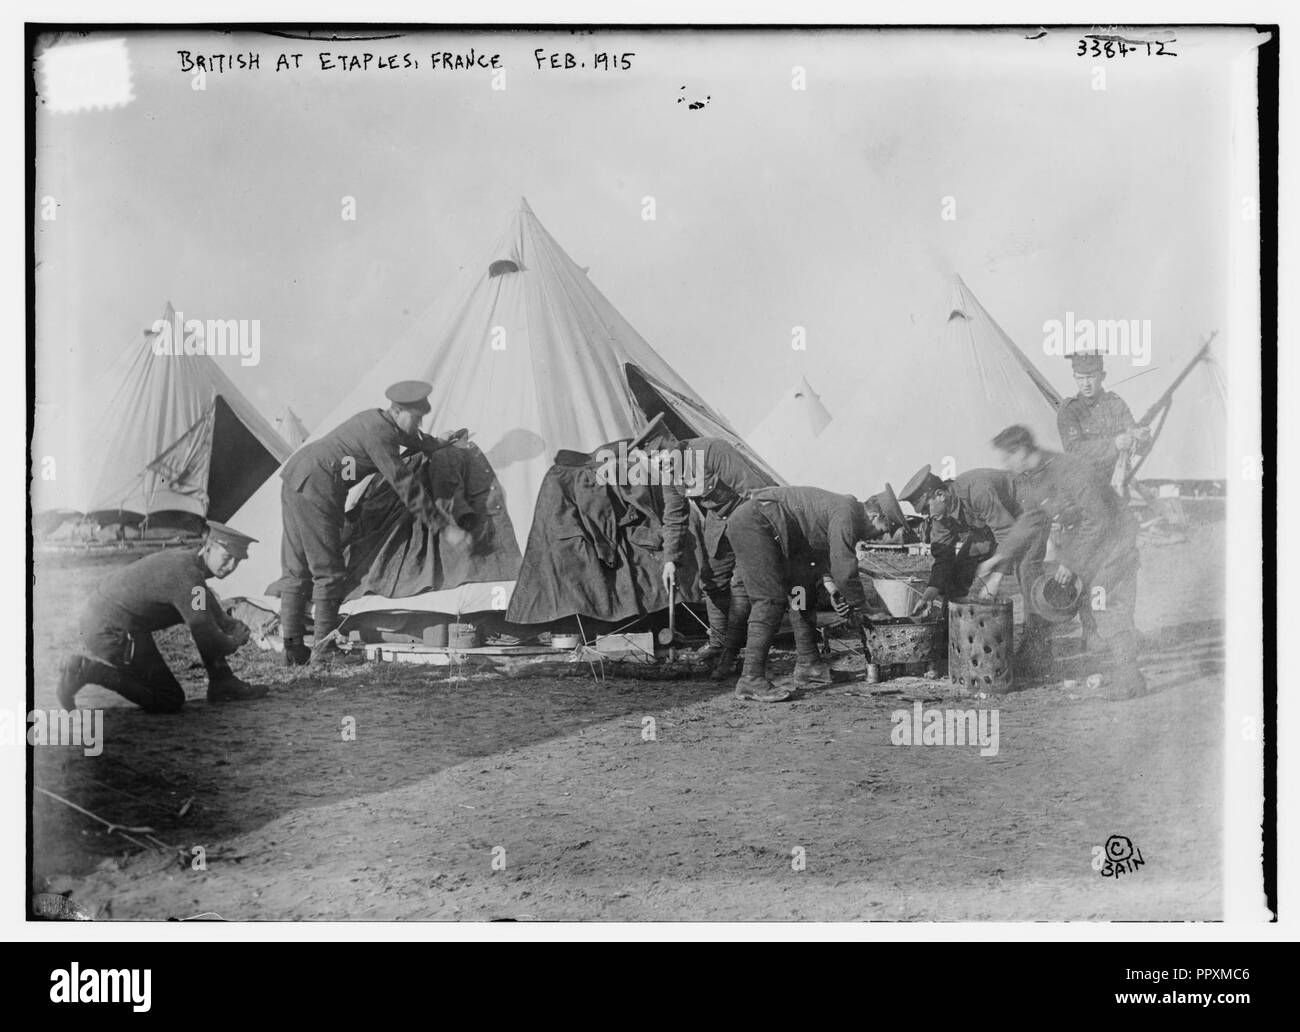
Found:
<box><xmin>57</xmin><ymin>522</ymin><xmax>268</xmax><ymax>712</ymax></box>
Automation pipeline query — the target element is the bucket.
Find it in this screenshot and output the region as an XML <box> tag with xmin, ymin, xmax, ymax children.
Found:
<box><xmin>948</xmin><ymin>598</ymin><xmax>1014</xmax><ymax>694</ymax></box>
<box><xmin>871</xmin><ymin>577</ymin><xmax>927</xmax><ymax>617</ymax></box>
<box><xmin>448</xmin><ymin>622</ymin><xmax>480</xmax><ymax>649</ymax></box>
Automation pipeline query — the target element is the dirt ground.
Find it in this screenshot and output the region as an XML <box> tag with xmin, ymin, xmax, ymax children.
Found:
<box><xmin>29</xmin><ymin>521</ymin><xmax>1225</xmax><ymax>921</ymax></box>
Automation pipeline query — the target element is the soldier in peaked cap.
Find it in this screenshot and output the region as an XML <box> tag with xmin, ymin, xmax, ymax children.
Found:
<box><xmin>1056</xmin><ymin>351</ymin><xmax>1152</xmax><ymax>650</ymax></box>
<box><xmin>1056</xmin><ymin>351</ymin><xmax>1152</xmax><ymax>483</ymax></box>
<box><xmin>861</xmin><ymin>483</ymin><xmax>913</xmax><ymax>543</ymax></box>
<box><xmin>900</xmin><ymin>462</ymin><xmax>1052</xmax><ymax>674</ymax></box>
<box><xmin>641</xmin><ymin>416</ymin><xmax>775</xmax><ymax>669</ymax></box>
<box><xmin>57</xmin><ymin>521</ymin><xmax>268</xmax><ymax>712</ymax></box>
<box><xmin>274</xmin><ymin>380</ymin><xmax>471</xmax><ymax>665</ymax></box>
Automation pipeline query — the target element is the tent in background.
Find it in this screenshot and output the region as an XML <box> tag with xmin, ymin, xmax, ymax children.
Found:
<box><xmin>221</xmin><ymin>198</ymin><xmax>774</xmax><ymax>618</ymax></box>
<box><xmin>275</xmin><ymin>406</ymin><xmax>310</xmax><ymax>450</ymax></box>
<box><xmin>76</xmin><ymin>303</ymin><xmax>290</xmax><ymax>528</ymax></box>
<box><xmin>797</xmin><ymin>275</ymin><xmax>1062</xmax><ymax>496</ymax></box>
<box><xmin>745</xmin><ymin>376</ymin><xmax>831</xmax><ymax>483</ymax></box>
<box><xmin>1126</xmin><ymin>337</ymin><xmax>1228</xmax><ymax>484</ymax></box>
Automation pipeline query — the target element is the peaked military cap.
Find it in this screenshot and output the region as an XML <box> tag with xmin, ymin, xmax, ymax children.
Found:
<box><xmin>205</xmin><ymin>521</ymin><xmax>258</xmax><ymax>559</ymax></box>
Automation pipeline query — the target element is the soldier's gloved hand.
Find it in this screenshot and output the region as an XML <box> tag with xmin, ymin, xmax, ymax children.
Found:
<box><xmin>840</xmin><ymin>607</ymin><xmax>863</xmax><ymax>630</ymax></box>
<box><xmin>1114</xmin><ymin>431</ymin><xmax>1135</xmax><ymax>451</ymax></box>
<box><xmin>911</xmin><ymin>586</ymin><xmax>941</xmax><ymax>615</ymax></box>
<box><xmin>1053</xmin><ymin>563</ymin><xmax>1074</xmax><ymax>586</ymax></box>
<box><xmin>661</xmin><ymin>561</ymin><xmax>676</xmax><ymax>592</ymax></box>
<box><xmin>1132</xmin><ymin>425</ymin><xmax>1153</xmax><ymax>444</ymax></box>
<box><xmin>832</xmin><ymin>595</ymin><xmax>853</xmax><ymax>620</ymax></box>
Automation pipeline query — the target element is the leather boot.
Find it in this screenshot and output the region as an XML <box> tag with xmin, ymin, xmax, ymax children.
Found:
<box><xmin>311</xmin><ymin>600</ymin><xmax>363</xmax><ymax>665</ymax></box>
<box><xmin>60</xmin><ymin>655</ymin><xmax>184</xmax><ymax>713</ymax></box>
<box><xmin>694</xmin><ymin>592</ymin><xmax>731</xmax><ymax>663</ymax></box>
<box><xmin>734</xmin><ymin>598</ymin><xmax>791</xmax><ymax>703</ymax></box>
<box><xmin>280</xmin><ymin>589</ymin><xmax>311</xmax><ymax>666</ymax></box>
<box><xmin>205</xmin><ymin>658</ymin><xmax>269</xmax><ymax>703</ymax></box>
<box><xmin>709</xmin><ymin>651</ymin><xmax>740</xmax><ymax>681</ymax></box>
<box><xmin>790</xmin><ymin>606</ymin><xmax>832</xmax><ymax>686</ymax></box>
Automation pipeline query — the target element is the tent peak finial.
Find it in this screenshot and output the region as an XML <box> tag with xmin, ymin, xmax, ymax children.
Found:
<box><xmin>519</xmin><ymin>196</ymin><xmax>533</xmax><ymax>213</ymax></box>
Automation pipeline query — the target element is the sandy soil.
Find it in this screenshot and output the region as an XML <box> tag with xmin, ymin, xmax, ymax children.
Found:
<box><xmin>29</xmin><ymin>522</ymin><xmax>1224</xmax><ymax>921</ymax></box>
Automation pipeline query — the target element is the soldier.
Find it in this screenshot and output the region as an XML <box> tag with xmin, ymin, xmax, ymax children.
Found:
<box><xmin>650</xmin><ymin>421</ymin><xmax>772</xmax><ymax>664</ymax></box>
<box><xmin>1057</xmin><ymin>351</ymin><xmax>1152</xmax><ymax>483</ymax></box>
<box><xmin>861</xmin><ymin>485</ymin><xmax>913</xmax><ymax>543</ymax></box>
<box><xmin>275</xmin><ymin>381</ymin><xmax>469</xmax><ymax>665</ymax></box>
<box><xmin>976</xmin><ymin>425</ymin><xmax>1145</xmax><ymax>698</ymax></box>
<box><xmin>57</xmin><ymin>522</ymin><xmax>268</xmax><ymax>712</ymax></box>
<box><xmin>899</xmin><ymin>463</ymin><xmax>1052</xmax><ymax>674</ymax></box>
<box><xmin>1057</xmin><ymin>350</ymin><xmax>1152</xmax><ymax>647</ymax></box>
<box><xmin>717</xmin><ymin>486</ymin><xmax>871</xmax><ymax>703</ymax></box>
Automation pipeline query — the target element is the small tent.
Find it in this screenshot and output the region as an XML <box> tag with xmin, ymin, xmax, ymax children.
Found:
<box><xmin>76</xmin><ymin>303</ymin><xmax>290</xmax><ymax>527</ymax></box>
<box><xmin>275</xmin><ymin>407</ymin><xmax>310</xmax><ymax>450</ymax></box>
<box><xmin>745</xmin><ymin>377</ymin><xmax>831</xmax><ymax>483</ymax></box>
<box><xmin>797</xmin><ymin>275</ymin><xmax>1062</xmax><ymax>496</ymax></box>
<box><xmin>221</xmin><ymin>199</ymin><xmax>773</xmax><ymax>618</ymax></box>
<box><xmin>1125</xmin><ymin>338</ymin><xmax>1228</xmax><ymax>484</ymax></box>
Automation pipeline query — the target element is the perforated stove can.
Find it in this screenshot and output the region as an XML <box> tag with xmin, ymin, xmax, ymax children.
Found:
<box><xmin>866</xmin><ymin>663</ymin><xmax>881</xmax><ymax>684</ymax></box>
<box><xmin>948</xmin><ymin>597</ymin><xmax>1014</xmax><ymax>694</ymax></box>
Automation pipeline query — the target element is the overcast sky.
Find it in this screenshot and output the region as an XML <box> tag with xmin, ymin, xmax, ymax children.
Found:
<box><xmin>32</xmin><ymin>26</ymin><xmax>1263</xmax><ymax>507</ymax></box>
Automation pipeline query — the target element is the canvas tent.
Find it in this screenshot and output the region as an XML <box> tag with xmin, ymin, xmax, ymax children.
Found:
<box><xmin>796</xmin><ymin>275</ymin><xmax>1062</xmax><ymax>496</ymax></box>
<box><xmin>745</xmin><ymin>377</ymin><xmax>831</xmax><ymax>483</ymax></box>
<box><xmin>1124</xmin><ymin>338</ymin><xmax>1228</xmax><ymax>484</ymax></box>
<box><xmin>71</xmin><ymin>303</ymin><xmax>290</xmax><ymax>528</ymax></box>
<box><xmin>221</xmin><ymin>198</ymin><xmax>773</xmax><ymax>618</ymax></box>
<box><xmin>275</xmin><ymin>406</ymin><xmax>310</xmax><ymax>450</ymax></box>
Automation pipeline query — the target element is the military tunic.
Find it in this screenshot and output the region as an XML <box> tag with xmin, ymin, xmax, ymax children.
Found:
<box><xmin>276</xmin><ymin>409</ymin><xmax>451</xmax><ymax>603</ymax></box>
<box><xmin>75</xmin><ymin>549</ymin><xmax>244</xmax><ymax>711</ymax></box>
<box><xmin>926</xmin><ymin>468</ymin><xmax>1041</xmax><ymax>598</ymax></box>
<box><xmin>727</xmin><ymin>486</ymin><xmax>869</xmax><ymax>607</ymax></box>
<box><xmin>994</xmin><ymin>449</ymin><xmax>1140</xmax><ymax>666</ymax></box>
<box><xmin>1057</xmin><ymin>390</ymin><xmax>1142</xmax><ymax>482</ymax></box>
<box><xmin>660</xmin><ymin>437</ymin><xmax>771</xmax><ymax>596</ymax></box>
